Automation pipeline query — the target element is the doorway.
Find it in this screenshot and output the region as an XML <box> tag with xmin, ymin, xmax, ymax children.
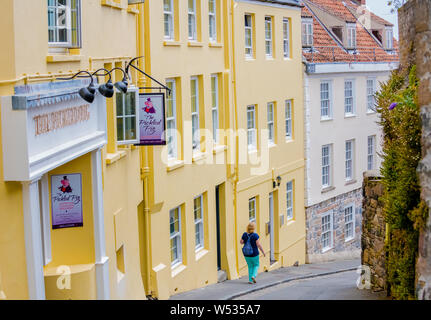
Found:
<box><xmin>269</xmin><ymin>192</ymin><xmax>276</xmax><ymax>264</ymax></box>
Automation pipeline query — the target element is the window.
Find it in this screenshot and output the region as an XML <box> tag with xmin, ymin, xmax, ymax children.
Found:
<box><xmin>265</xmin><ymin>16</ymin><xmax>273</xmax><ymax>57</ymax></box>
<box><xmin>367</xmin><ymin>135</ymin><xmax>375</xmax><ymax>170</ymax></box>
<box><xmin>302</xmin><ymin>18</ymin><xmax>313</xmax><ymax>47</ymax></box>
<box><xmin>332</xmin><ymin>27</ymin><xmax>343</xmax><ymax>42</ymax></box>
<box><xmin>283</xmin><ymin>18</ymin><xmax>290</xmax><ymax>58</ymax></box>
<box><xmin>47</xmin><ymin>0</ymin><xmax>81</xmax><ymax>48</ymax></box>
<box><xmin>344</xmin><ymin>204</ymin><xmax>355</xmax><ymax>241</ymax></box>
<box><xmin>344</xmin><ymin>80</ymin><xmax>355</xmax><ymax>115</ymax></box>
<box><xmin>249</xmin><ymin>197</ymin><xmax>256</xmax><ymax>222</ymax></box>
<box><xmin>188</xmin><ymin>0</ymin><xmax>197</xmax><ymax>40</ymax></box>
<box><xmin>245</xmin><ymin>14</ymin><xmax>253</xmax><ymax>58</ymax></box>
<box><xmin>347</xmin><ymin>23</ymin><xmax>357</xmax><ymax>48</ymax></box>
<box><xmin>211</xmin><ymin>74</ymin><xmax>219</xmax><ymax>144</ymax></box>
<box><xmin>322</xmin><ymin>144</ymin><xmax>331</xmax><ymax>188</ymax></box>
<box><xmin>116</xmin><ymin>89</ymin><xmax>139</xmax><ymax>145</ymax></box>
<box><xmin>285</xmin><ymin>100</ymin><xmax>292</xmax><ymax>140</ymax></box>
<box><xmin>320</xmin><ymin>81</ymin><xmax>332</xmax><ymax>119</ymax></box>
<box><xmin>191</xmin><ymin>77</ymin><xmax>200</xmax><ymax>151</ymax></box>
<box><xmin>208</xmin><ymin>0</ymin><xmax>217</xmax><ymax>42</ymax></box>
<box><xmin>170</xmin><ymin>206</ymin><xmax>182</xmax><ymax>266</ymax></box>
<box><xmin>164</xmin><ymin>0</ymin><xmax>174</xmax><ymax>40</ymax></box>
<box><xmin>267</xmin><ymin>102</ymin><xmax>275</xmax><ymax>145</ymax></box>
<box><xmin>247</xmin><ymin>105</ymin><xmax>257</xmax><ymax>151</ymax></box>
<box><xmin>386</xmin><ymin>28</ymin><xmax>393</xmax><ymax>49</ymax></box>
<box><xmin>166</xmin><ymin>79</ymin><xmax>177</xmax><ymax>160</ymax></box>
<box><xmin>367</xmin><ymin>78</ymin><xmax>376</xmax><ymax>112</ymax></box>
<box><xmin>345</xmin><ymin>140</ymin><xmax>354</xmax><ymax>181</ymax></box>
<box><xmin>321</xmin><ymin>212</ymin><xmax>333</xmax><ymax>251</ymax></box>
<box><xmin>286</xmin><ymin>181</ymin><xmax>293</xmax><ymax>220</ymax></box>
<box><xmin>194</xmin><ymin>195</ymin><xmax>204</xmax><ymax>251</ymax></box>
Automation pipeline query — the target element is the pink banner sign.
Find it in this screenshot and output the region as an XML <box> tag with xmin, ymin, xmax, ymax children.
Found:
<box><xmin>138</xmin><ymin>93</ymin><xmax>166</xmax><ymax>145</ymax></box>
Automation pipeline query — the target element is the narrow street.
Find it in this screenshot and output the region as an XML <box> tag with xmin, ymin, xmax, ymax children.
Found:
<box><xmin>235</xmin><ymin>270</ymin><xmax>388</xmax><ymax>300</ymax></box>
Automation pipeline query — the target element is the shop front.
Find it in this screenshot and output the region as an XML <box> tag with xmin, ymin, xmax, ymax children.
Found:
<box><xmin>1</xmin><ymin>80</ymin><xmax>109</xmax><ymax>300</ymax></box>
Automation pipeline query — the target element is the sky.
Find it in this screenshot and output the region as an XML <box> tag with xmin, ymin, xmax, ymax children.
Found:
<box><xmin>365</xmin><ymin>0</ymin><xmax>399</xmax><ymax>39</ymax></box>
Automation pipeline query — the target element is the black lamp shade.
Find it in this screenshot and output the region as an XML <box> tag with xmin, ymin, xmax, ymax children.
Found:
<box><xmin>99</xmin><ymin>80</ymin><xmax>114</xmax><ymax>98</ymax></box>
<box><xmin>88</xmin><ymin>82</ymin><xmax>97</xmax><ymax>94</ymax></box>
<box><xmin>114</xmin><ymin>77</ymin><xmax>128</xmax><ymax>94</ymax></box>
<box><xmin>79</xmin><ymin>87</ymin><xmax>95</xmax><ymax>103</ymax></box>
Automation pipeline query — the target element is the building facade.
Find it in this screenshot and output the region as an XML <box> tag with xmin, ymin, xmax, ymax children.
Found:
<box><xmin>301</xmin><ymin>0</ymin><xmax>399</xmax><ymax>263</ymax></box>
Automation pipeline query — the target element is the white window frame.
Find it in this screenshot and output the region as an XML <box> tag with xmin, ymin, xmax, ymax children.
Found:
<box><xmin>367</xmin><ymin>135</ymin><xmax>375</xmax><ymax>171</ymax></box>
<box><xmin>208</xmin><ymin>0</ymin><xmax>217</xmax><ymax>42</ymax></box>
<box><xmin>367</xmin><ymin>78</ymin><xmax>377</xmax><ymax>113</ymax></box>
<box><xmin>286</xmin><ymin>181</ymin><xmax>293</xmax><ymax>221</ymax></box>
<box><xmin>191</xmin><ymin>77</ymin><xmax>200</xmax><ymax>152</ymax></box>
<box><xmin>267</xmin><ymin>102</ymin><xmax>275</xmax><ymax>145</ymax></box>
<box><xmin>285</xmin><ymin>99</ymin><xmax>292</xmax><ymax>140</ymax></box>
<box><xmin>249</xmin><ymin>197</ymin><xmax>257</xmax><ymax>222</ymax></box>
<box><xmin>283</xmin><ymin>18</ymin><xmax>290</xmax><ymax>58</ymax></box>
<box><xmin>48</xmin><ymin>0</ymin><xmax>81</xmax><ymax>48</ymax></box>
<box><xmin>302</xmin><ymin>18</ymin><xmax>313</xmax><ymax>47</ymax></box>
<box><xmin>166</xmin><ymin>79</ymin><xmax>178</xmax><ymax>160</ymax></box>
<box><xmin>194</xmin><ymin>195</ymin><xmax>204</xmax><ymax>251</ymax></box>
<box><xmin>188</xmin><ymin>0</ymin><xmax>197</xmax><ymax>41</ymax></box>
<box><xmin>321</xmin><ymin>211</ymin><xmax>333</xmax><ymax>252</ymax></box>
<box><xmin>116</xmin><ymin>87</ymin><xmax>140</xmax><ymax>145</ymax></box>
<box><xmin>345</xmin><ymin>140</ymin><xmax>354</xmax><ymax>181</ymax></box>
<box><xmin>170</xmin><ymin>206</ymin><xmax>182</xmax><ymax>267</ymax></box>
<box><xmin>344</xmin><ymin>203</ymin><xmax>355</xmax><ymax>242</ymax></box>
<box><xmin>164</xmin><ymin>0</ymin><xmax>175</xmax><ymax>40</ymax></box>
<box><xmin>247</xmin><ymin>105</ymin><xmax>257</xmax><ymax>152</ymax></box>
<box><xmin>320</xmin><ymin>81</ymin><xmax>332</xmax><ymax>120</ymax></box>
<box><xmin>385</xmin><ymin>27</ymin><xmax>393</xmax><ymax>49</ymax></box>
<box><xmin>265</xmin><ymin>16</ymin><xmax>273</xmax><ymax>58</ymax></box>
<box><xmin>245</xmin><ymin>14</ymin><xmax>253</xmax><ymax>58</ymax></box>
<box><xmin>211</xmin><ymin>74</ymin><xmax>219</xmax><ymax>144</ymax></box>
<box><xmin>347</xmin><ymin>23</ymin><xmax>357</xmax><ymax>48</ymax></box>
<box><xmin>322</xmin><ymin>144</ymin><xmax>331</xmax><ymax>188</ymax></box>
<box><xmin>344</xmin><ymin>79</ymin><xmax>355</xmax><ymax>116</ymax></box>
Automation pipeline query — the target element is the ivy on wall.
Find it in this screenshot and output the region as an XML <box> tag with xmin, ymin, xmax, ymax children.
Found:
<box><xmin>376</xmin><ymin>65</ymin><xmax>428</xmax><ymax>299</ymax></box>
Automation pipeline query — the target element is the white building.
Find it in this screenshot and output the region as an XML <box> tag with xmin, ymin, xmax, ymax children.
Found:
<box><xmin>301</xmin><ymin>0</ymin><xmax>399</xmax><ymax>262</ymax></box>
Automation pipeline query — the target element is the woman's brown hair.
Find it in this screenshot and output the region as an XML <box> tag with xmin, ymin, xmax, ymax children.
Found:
<box><xmin>247</xmin><ymin>222</ymin><xmax>256</xmax><ymax>233</ymax></box>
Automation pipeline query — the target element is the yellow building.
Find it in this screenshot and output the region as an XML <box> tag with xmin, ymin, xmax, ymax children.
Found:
<box><xmin>0</xmin><ymin>0</ymin><xmax>305</xmax><ymax>300</ymax></box>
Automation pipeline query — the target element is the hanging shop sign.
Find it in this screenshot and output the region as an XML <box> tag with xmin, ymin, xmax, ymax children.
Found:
<box><xmin>137</xmin><ymin>93</ymin><xmax>166</xmax><ymax>145</ymax></box>
<box><xmin>51</xmin><ymin>173</ymin><xmax>83</xmax><ymax>229</ymax></box>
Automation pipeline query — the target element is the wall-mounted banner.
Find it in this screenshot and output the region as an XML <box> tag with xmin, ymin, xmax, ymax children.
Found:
<box><xmin>137</xmin><ymin>93</ymin><xmax>166</xmax><ymax>145</ymax></box>
<box><xmin>51</xmin><ymin>174</ymin><xmax>83</xmax><ymax>229</ymax></box>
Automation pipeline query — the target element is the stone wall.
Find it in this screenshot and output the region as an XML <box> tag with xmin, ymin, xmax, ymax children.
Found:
<box><xmin>306</xmin><ymin>188</ymin><xmax>362</xmax><ymax>263</ymax></box>
<box><xmin>399</xmin><ymin>0</ymin><xmax>431</xmax><ymax>300</ymax></box>
<box><xmin>361</xmin><ymin>171</ymin><xmax>386</xmax><ymax>292</ymax></box>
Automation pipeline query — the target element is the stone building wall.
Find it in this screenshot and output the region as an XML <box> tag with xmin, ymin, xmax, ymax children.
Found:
<box><xmin>361</xmin><ymin>172</ymin><xmax>386</xmax><ymax>292</ymax></box>
<box><xmin>399</xmin><ymin>0</ymin><xmax>431</xmax><ymax>300</ymax></box>
<box><xmin>306</xmin><ymin>188</ymin><xmax>362</xmax><ymax>263</ymax></box>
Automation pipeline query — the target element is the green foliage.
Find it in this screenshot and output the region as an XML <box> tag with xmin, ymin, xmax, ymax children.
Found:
<box><xmin>376</xmin><ymin>65</ymin><xmax>428</xmax><ymax>299</ymax></box>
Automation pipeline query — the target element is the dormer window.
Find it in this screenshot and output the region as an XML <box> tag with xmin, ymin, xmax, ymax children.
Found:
<box><xmin>302</xmin><ymin>18</ymin><xmax>313</xmax><ymax>47</ymax></box>
<box><xmin>332</xmin><ymin>27</ymin><xmax>343</xmax><ymax>42</ymax></box>
<box><xmin>347</xmin><ymin>23</ymin><xmax>356</xmax><ymax>48</ymax></box>
<box><xmin>385</xmin><ymin>27</ymin><xmax>393</xmax><ymax>49</ymax></box>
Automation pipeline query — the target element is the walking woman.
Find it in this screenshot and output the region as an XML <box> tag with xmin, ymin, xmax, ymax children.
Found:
<box><xmin>240</xmin><ymin>222</ymin><xmax>265</xmax><ymax>284</ymax></box>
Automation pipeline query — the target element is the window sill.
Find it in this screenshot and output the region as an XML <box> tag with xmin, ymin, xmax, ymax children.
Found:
<box><xmin>366</xmin><ymin>110</ymin><xmax>377</xmax><ymax>115</ymax></box>
<box><xmin>285</xmin><ymin>219</ymin><xmax>295</xmax><ymax>227</ymax></box>
<box><xmin>268</xmin><ymin>142</ymin><xmax>277</xmax><ymax>149</ymax></box>
<box><xmin>163</xmin><ymin>40</ymin><xmax>181</xmax><ymax>47</ymax></box>
<box><xmin>265</xmin><ymin>56</ymin><xmax>275</xmax><ymax>60</ymax></box>
<box><xmin>167</xmin><ymin>159</ymin><xmax>185</xmax><ymax>172</ymax></box>
<box><xmin>245</xmin><ymin>56</ymin><xmax>255</xmax><ymax>61</ymax></box>
<box><xmin>345</xmin><ymin>114</ymin><xmax>356</xmax><ymax>118</ymax></box>
<box><xmin>195</xmin><ymin>248</ymin><xmax>208</xmax><ymax>261</ymax></box>
<box><xmin>101</xmin><ymin>0</ymin><xmax>124</xmax><ymax>10</ymax></box>
<box><xmin>192</xmin><ymin>151</ymin><xmax>207</xmax><ymax>163</ymax></box>
<box><xmin>248</xmin><ymin>148</ymin><xmax>258</xmax><ymax>154</ymax></box>
<box><xmin>127</xmin><ymin>7</ymin><xmax>139</xmax><ymax>14</ymax></box>
<box><xmin>345</xmin><ymin>179</ymin><xmax>357</xmax><ymax>186</ymax></box>
<box><xmin>106</xmin><ymin>150</ymin><xmax>127</xmax><ymax>165</ymax></box>
<box><xmin>320</xmin><ymin>117</ymin><xmax>333</xmax><ymax>122</ymax></box>
<box><xmin>188</xmin><ymin>41</ymin><xmax>204</xmax><ymax>47</ymax></box>
<box><xmin>171</xmin><ymin>264</ymin><xmax>186</xmax><ymax>278</ymax></box>
<box><xmin>46</xmin><ymin>55</ymin><xmax>83</xmax><ymax>63</ymax></box>
<box><xmin>345</xmin><ymin>237</ymin><xmax>355</xmax><ymax>243</ymax></box>
<box><xmin>209</xmin><ymin>42</ymin><xmax>223</xmax><ymax>48</ymax></box>
<box><xmin>213</xmin><ymin>145</ymin><xmax>227</xmax><ymax>154</ymax></box>
<box><xmin>285</xmin><ymin>138</ymin><xmax>293</xmax><ymax>143</ymax></box>
<box><xmin>321</xmin><ymin>186</ymin><xmax>335</xmax><ymax>194</ymax></box>
<box><xmin>322</xmin><ymin>246</ymin><xmax>333</xmax><ymax>254</ymax></box>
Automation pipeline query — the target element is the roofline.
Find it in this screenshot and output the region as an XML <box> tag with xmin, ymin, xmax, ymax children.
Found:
<box><xmin>235</xmin><ymin>0</ymin><xmax>304</xmax><ymax>8</ymax></box>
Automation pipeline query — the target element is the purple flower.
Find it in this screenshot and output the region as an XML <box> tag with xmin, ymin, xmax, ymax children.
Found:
<box><xmin>389</xmin><ymin>102</ymin><xmax>398</xmax><ymax>110</ymax></box>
